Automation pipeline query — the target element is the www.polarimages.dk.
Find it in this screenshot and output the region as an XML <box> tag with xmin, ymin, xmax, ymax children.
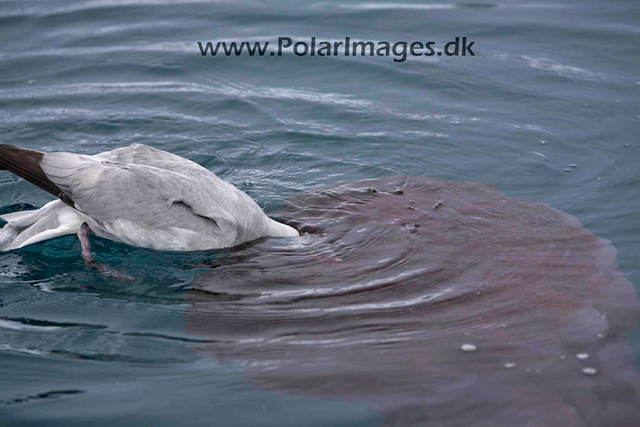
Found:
<box><xmin>198</xmin><ymin>37</ymin><xmax>476</xmax><ymax>62</ymax></box>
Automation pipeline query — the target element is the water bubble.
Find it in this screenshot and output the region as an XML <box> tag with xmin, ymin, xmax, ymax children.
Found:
<box><xmin>540</xmin><ymin>140</ymin><xmax>546</xmax><ymax>144</ymax></box>
<box><xmin>560</xmin><ymin>355</ymin><xmax>566</xmax><ymax>360</ymax></box>
<box><xmin>564</xmin><ymin>168</ymin><xmax>572</xmax><ymax>172</ymax></box>
<box><xmin>582</xmin><ymin>367</ymin><xmax>597</xmax><ymax>376</ymax></box>
<box><xmin>244</xmin><ymin>180</ymin><xmax>255</xmax><ymax>187</ymax></box>
<box><xmin>576</xmin><ymin>353</ymin><xmax>589</xmax><ymax>360</ymax></box>
<box><xmin>460</xmin><ymin>344</ymin><xmax>477</xmax><ymax>352</ymax></box>
<box><xmin>504</xmin><ymin>362</ymin><xmax>517</xmax><ymax>369</ymax></box>
<box><xmin>569</xmin><ymin>164</ymin><xmax>577</xmax><ymax>168</ymax></box>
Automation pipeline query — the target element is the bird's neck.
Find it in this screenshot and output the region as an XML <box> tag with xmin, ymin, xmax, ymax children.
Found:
<box><xmin>265</xmin><ymin>218</ymin><xmax>300</xmax><ymax>238</ymax></box>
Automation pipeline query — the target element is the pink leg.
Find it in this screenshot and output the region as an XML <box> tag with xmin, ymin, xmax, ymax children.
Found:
<box><xmin>77</xmin><ymin>223</ymin><xmax>134</xmax><ymax>281</ymax></box>
<box><xmin>77</xmin><ymin>223</ymin><xmax>94</xmax><ymax>264</ymax></box>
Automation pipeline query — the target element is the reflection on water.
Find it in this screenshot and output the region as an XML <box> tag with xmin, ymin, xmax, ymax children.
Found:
<box><xmin>185</xmin><ymin>176</ymin><xmax>640</xmax><ymax>426</ymax></box>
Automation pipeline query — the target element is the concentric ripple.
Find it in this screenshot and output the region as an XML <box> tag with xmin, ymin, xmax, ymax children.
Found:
<box><xmin>184</xmin><ymin>176</ymin><xmax>640</xmax><ymax>426</ymax></box>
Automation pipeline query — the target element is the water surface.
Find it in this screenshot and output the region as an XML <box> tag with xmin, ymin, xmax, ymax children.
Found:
<box><xmin>1</xmin><ymin>0</ymin><xmax>639</xmax><ymax>425</ymax></box>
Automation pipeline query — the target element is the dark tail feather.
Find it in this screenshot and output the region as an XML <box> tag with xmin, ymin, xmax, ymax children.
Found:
<box><xmin>0</xmin><ymin>144</ymin><xmax>73</xmax><ymax>206</ymax></box>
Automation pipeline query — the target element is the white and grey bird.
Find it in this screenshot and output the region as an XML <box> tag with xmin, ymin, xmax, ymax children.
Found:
<box><xmin>0</xmin><ymin>143</ymin><xmax>299</xmax><ymax>258</ymax></box>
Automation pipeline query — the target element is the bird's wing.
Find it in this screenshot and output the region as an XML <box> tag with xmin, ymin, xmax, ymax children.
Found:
<box><xmin>94</xmin><ymin>143</ymin><xmax>213</xmax><ymax>180</ymax></box>
<box><xmin>38</xmin><ymin>150</ymin><xmax>256</xmax><ymax>249</ymax></box>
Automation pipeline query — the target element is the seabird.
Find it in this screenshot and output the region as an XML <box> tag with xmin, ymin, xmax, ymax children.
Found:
<box><xmin>0</xmin><ymin>143</ymin><xmax>299</xmax><ymax>260</ymax></box>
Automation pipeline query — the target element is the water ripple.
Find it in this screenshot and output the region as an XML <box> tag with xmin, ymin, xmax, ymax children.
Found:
<box><xmin>181</xmin><ymin>176</ymin><xmax>640</xmax><ymax>424</ymax></box>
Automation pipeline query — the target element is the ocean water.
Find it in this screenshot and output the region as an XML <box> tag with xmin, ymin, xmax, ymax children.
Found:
<box><xmin>1</xmin><ymin>0</ymin><xmax>639</xmax><ymax>425</ymax></box>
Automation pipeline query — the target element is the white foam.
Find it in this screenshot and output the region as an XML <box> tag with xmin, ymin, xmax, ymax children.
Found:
<box><xmin>460</xmin><ymin>343</ymin><xmax>477</xmax><ymax>352</ymax></box>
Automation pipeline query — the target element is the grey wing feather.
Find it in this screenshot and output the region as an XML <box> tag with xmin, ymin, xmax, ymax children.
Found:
<box><xmin>94</xmin><ymin>144</ymin><xmax>213</xmax><ymax>180</ymax></box>
<box><xmin>39</xmin><ymin>148</ymin><xmax>249</xmax><ymax>249</ymax></box>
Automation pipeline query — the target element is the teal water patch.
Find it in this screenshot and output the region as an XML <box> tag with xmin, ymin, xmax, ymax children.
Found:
<box><xmin>0</xmin><ymin>353</ymin><xmax>381</xmax><ymax>427</ymax></box>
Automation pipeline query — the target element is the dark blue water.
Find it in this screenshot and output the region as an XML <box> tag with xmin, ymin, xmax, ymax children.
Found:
<box><xmin>1</xmin><ymin>0</ymin><xmax>639</xmax><ymax>425</ymax></box>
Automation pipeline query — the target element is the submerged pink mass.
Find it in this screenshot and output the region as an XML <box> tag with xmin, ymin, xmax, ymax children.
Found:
<box><xmin>185</xmin><ymin>176</ymin><xmax>640</xmax><ymax>426</ymax></box>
